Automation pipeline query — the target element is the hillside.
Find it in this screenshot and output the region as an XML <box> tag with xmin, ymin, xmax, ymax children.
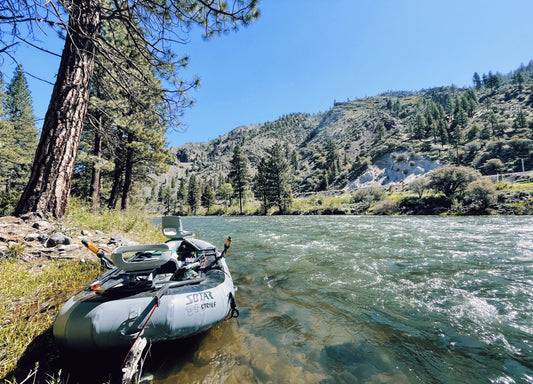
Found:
<box><xmin>166</xmin><ymin>63</ymin><xmax>533</xmax><ymax>196</ymax></box>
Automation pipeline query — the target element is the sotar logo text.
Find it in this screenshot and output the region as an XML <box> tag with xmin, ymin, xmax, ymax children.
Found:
<box><xmin>186</xmin><ymin>291</ymin><xmax>214</xmax><ymax>305</ymax></box>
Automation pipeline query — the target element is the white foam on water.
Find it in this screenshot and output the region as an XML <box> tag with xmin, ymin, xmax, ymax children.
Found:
<box><xmin>457</xmin><ymin>295</ymin><xmax>499</xmax><ymax>323</ymax></box>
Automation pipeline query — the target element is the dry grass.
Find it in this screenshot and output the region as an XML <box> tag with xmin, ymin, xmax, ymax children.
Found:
<box><xmin>1</xmin><ymin>200</ymin><xmax>164</xmax><ymax>382</ymax></box>
<box><xmin>0</xmin><ymin>258</ymin><xmax>100</xmax><ymax>379</ymax></box>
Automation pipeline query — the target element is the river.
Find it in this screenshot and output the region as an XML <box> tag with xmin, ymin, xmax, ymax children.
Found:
<box><xmin>140</xmin><ymin>216</ymin><xmax>533</xmax><ymax>384</ymax></box>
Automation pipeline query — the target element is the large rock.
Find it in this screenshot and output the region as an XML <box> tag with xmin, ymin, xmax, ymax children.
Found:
<box><xmin>46</xmin><ymin>233</ymin><xmax>73</xmax><ymax>247</ymax></box>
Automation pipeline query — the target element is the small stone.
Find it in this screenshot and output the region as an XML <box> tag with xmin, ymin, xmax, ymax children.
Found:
<box><xmin>24</xmin><ymin>233</ymin><xmax>41</xmax><ymax>242</ymax></box>
<box><xmin>32</xmin><ymin>221</ymin><xmax>51</xmax><ymax>230</ymax></box>
<box><xmin>57</xmin><ymin>244</ymin><xmax>80</xmax><ymax>252</ymax></box>
<box><xmin>109</xmin><ymin>234</ymin><xmax>125</xmax><ymax>244</ymax></box>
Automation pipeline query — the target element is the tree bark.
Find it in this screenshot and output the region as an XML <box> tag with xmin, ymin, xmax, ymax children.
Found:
<box><xmin>14</xmin><ymin>0</ymin><xmax>101</xmax><ymax>218</ymax></box>
<box><xmin>121</xmin><ymin>133</ymin><xmax>134</xmax><ymax>210</ymax></box>
<box><xmin>90</xmin><ymin>127</ymin><xmax>102</xmax><ymax>214</ymax></box>
<box><xmin>108</xmin><ymin>154</ymin><xmax>124</xmax><ymax>210</ymax></box>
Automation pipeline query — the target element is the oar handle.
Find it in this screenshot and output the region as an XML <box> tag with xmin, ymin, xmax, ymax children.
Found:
<box><xmin>81</xmin><ymin>239</ymin><xmax>114</xmax><ymax>269</ymax></box>
<box><xmin>82</xmin><ymin>239</ymin><xmax>100</xmax><ymax>254</ymax></box>
<box><xmin>222</xmin><ymin>236</ymin><xmax>232</xmax><ymax>255</ymax></box>
<box><xmin>214</xmin><ymin>236</ymin><xmax>232</xmax><ymax>262</ymax></box>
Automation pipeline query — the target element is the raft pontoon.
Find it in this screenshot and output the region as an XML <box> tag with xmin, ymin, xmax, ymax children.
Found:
<box><xmin>53</xmin><ymin>216</ymin><xmax>239</xmax><ymax>350</ymax></box>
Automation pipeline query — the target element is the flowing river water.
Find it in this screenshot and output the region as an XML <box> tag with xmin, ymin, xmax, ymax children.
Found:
<box><xmin>92</xmin><ymin>216</ymin><xmax>533</xmax><ymax>383</ymax></box>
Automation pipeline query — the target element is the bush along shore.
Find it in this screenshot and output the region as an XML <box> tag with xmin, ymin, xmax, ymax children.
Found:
<box><xmin>178</xmin><ymin>179</ymin><xmax>533</xmax><ymax>216</ymax></box>
<box><xmin>0</xmin><ymin>209</ymin><xmax>164</xmax><ymax>383</ymax></box>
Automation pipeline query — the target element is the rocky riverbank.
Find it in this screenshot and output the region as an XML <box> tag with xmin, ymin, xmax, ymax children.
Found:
<box><xmin>0</xmin><ymin>215</ymin><xmax>138</xmax><ymax>262</ymax></box>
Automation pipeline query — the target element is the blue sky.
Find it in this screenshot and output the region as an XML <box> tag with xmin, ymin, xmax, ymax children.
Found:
<box><xmin>2</xmin><ymin>0</ymin><xmax>533</xmax><ymax>147</ymax></box>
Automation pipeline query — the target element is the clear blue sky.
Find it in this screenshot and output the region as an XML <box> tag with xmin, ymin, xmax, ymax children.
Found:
<box><xmin>2</xmin><ymin>0</ymin><xmax>533</xmax><ymax>147</ymax></box>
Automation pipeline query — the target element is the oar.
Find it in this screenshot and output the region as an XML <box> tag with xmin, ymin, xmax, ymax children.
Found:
<box><xmin>81</xmin><ymin>239</ymin><xmax>114</xmax><ymax>269</ymax></box>
<box><xmin>200</xmin><ymin>236</ymin><xmax>232</xmax><ymax>269</ymax></box>
<box><xmin>219</xmin><ymin>236</ymin><xmax>232</xmax><ymax>259</ymax></box>
<box><xmin>219</xmin><ymin>237</ymin><xmax>239</xmax><ymax>318</ymax></box>
<box><xmin>121</xmin><ymin>236</ymin><xmax>233</xmax><ymax>381</ymax></box>
<box><xmin>121</xmin><ymin>283</ymin><xmax>170</xmax><ymax>382</ymax></box>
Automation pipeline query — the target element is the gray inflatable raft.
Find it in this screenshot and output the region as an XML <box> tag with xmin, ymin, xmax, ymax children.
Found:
<box><xmin>53</xmin><ymin>217</ymin><xmax>239</xmax><ymax>350</ymax></box>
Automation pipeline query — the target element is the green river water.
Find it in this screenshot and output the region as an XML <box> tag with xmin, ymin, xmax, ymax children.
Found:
<box><xmin>134</xmin><ymin>216</ymin><xmax>533</xmax><ymax>384</ymax></box>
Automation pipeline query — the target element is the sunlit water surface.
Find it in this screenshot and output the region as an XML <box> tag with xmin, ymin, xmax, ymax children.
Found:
<box><xmin>137</xmin><ymin>216</ymin><xmax>531</xmax><ymax>383</ymax></box>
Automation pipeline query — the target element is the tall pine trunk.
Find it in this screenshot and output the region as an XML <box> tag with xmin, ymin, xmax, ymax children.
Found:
<box><xmin>120</xmin><ymin>133</ymin><xmax>134</xmax><ymax>210</ymax></box>
<box><xmin>15</xmin><ymin>0</ymin><xmax>101</xmax><ymax>218</ymax></box>
<box><xmin>90</xmin><ymin>128</ymin><xmax>102</xmax><ymax>214</ymax></box>
<box><xmin>108</xmin><ymin>155</ymin><xmax>124</xmax><ymax>209</ymax></box>
<box><xmin>238</xmin><ymin>191</ymin><xmax>243</xmax><ymax>214</ymax></box>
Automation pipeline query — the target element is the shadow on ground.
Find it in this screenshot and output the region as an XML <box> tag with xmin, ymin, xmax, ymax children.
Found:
<box><xmin>5</xmin><ymin>327</ymin><xmax>207</xmax><ymax>384</ymax></box>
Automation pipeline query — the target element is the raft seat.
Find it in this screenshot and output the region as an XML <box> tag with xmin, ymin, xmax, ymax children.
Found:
<box><xmin>112</xmin><ymin>244</ymin><xmax>172</xmax><ymax>272</ymax></box>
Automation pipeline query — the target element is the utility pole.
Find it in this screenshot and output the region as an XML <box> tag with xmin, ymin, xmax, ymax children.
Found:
<box><xmin>519</xmin><ymin>158</ymin><xmax>526</xmax><ymax>173</ymax></box>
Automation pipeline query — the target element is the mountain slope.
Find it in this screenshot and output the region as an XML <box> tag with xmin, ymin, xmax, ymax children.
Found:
<box><xmin>169</xmin><ymin>63</ymin><xmax>533</xmax><ymax>194</ymax></box>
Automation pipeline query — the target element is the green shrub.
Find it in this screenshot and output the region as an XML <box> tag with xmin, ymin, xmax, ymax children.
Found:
<box><xmin>408</xmin><ymin>177</ymin><xmax>430</xmax><ymax>198</ymax></box>
<box><xmin>494</xmin><ymin>182</ymin><xmax>511</xmax><ymax>190</ymax></box>
<box><xmin>0</xmin><ymin>192</ymin><xmax>21</xmax><ymax>216</ymax></box>
<box><xmin>428</xmin><ymin>165</ymin><xmax>481</xmax><ymax>198</ymax></box>
<box><xmin>481</xmin><ymin>158</ymin><xmax>505</xmax><ymax>175</ymax></box>
<box><xmin>370</xmin><ymin>199</ymin><xmax>399</xmax><ymax>215</ymax></box>
<box><xmin>352</xmin><ymin>187</ymin><xmax>385</xmax><ymax>203</ymax></box>
<box><xmin>206</xmin><ymin>205</ymin><xmax>226</xmax><ymax>215</ymax></box>
<box><xmin>6</xmin><ymin>242</ymin><xmax>26</xmax><ymax>258</ymax></box>
<box><xmin>462</xmin><ymin>178</ymin><xmax>496</xmax><ymax>214</ymax></box>
<box><xmin>398</xmin><ymin>195</ymin><xmax>451</xmax><ymax>215</ymax></box>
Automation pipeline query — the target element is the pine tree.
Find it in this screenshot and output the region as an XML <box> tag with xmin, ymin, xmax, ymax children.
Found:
<box><xmin>435</xmin><ymin>119</ymin><xmax>449</xmax><ymax>146</ymax></box>
<box><xmin>473</xmin><ymin>72</ymin><xmax>482</xmax><ymax>90</ymax></box>
<box><xmin>487</xmin><ymin>110</ymin><xmax>498</xmax><ymax>136</ymax></box>
<box><xmin>5</xmin><ymin>0</ymin><xmax>259</xmax><ymax>218</ymax></box>
<box><xmin>325</xmin><ymin>139</ymin><xmax>340</xmax><ymax>182</ymax></box>
<box><xmin>0</xmin><ymin>74</ymin><xmax>18</xmax><ymax>192</ymax></box>
<box><xmin>482</xmin><ymin>73</ymin><xmax>489</xmax><ymax>88</ymax></box>
<box><xmin>201</xmin><ymin>183</ymin><xmax>216</xmax><ymax>211</ymax></box>
<box><xmin>4</xmin><ymin>66</ymin><xmax>38</xmax><ymax>192</ymax></box>
<box><xmin>393</xmin><ymin>100</ymin><xmax>401</xmax><ymax>115</ymax></box>
<box><xmin>187</xmin><ymin>174</ymin><xmax>201</xmax><ymax>215</ymax></box>
<box><xmin>412</xmin><ymin>113</ymin><xmax>427</xmax><ymax>139</ymax></box>
<box><xmin>78</xmin><ymin>13</ymin><xmax>174</xmax><ymax>210</ymax></box>
<box><xmin>485</xmin><ymin>71</ymin><xmax>502</xmax><ymax>92</ymax></box>
<box><xmin>177</xmin><ymin>179</ymin><xmax>187</xmax><ymax>213</ymax></box>
<box><xmin>513</xmin><ymin>72</ymin><xmax>527</xmax><ymax>91</ymax></box>
<box><xmin>514</xmin><ymin>111</ymin><xmax>528</xmax><ymax>130</ymax></box>
<box><xmin>376</xmin><ymin>121</ymin><xmax>386</xmax><ymax>140</ymax></box>
<box><xmin>228</xmin><ymin>144</ymin><xmax>251</xmax><ymax>214</ymax></box>
<box><xmin>454</xmin><ymin>102</ymin><xmax>468</xmax><ymax>129</ymax></box>
<box><xmin>257</xmin><ymin>143</ymin><xmax>292</xmax><ymax>214</ymax></box>
<box><xmin>253</xmin><ymin>158</ymin><xmax>270</xmax><ymax>215</ymax></box>
<box><xmin>160</xmin><ymin>184</ymin><xmax>175</xmax><ymax>214</ymax></box>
